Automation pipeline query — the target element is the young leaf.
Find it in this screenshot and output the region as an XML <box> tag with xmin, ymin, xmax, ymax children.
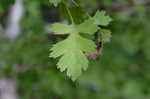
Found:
<box><xmin>101</xmin><ymin>29</ymin><xmax>112</xmax><ymax>43</ymax></box>
<box><xmin>51</xmin><ymin>23</ymin><xmax>74</xmax><ymax>34</ymax></box>
<box><xmin>77</xmin><ymin>19</ymin><xmax>99</xmax><ymax>35</ymax></box>
<box><xmin>49</xmin><ymin>0</ymin><xmax>61</xmax><ymax>7</ymax></box>
<box><xmin>49</xmin><ymin>33</ymin><xmax>97</xmax><ymax>80</ymax></box>
<box><xmin>93</xmin><ymin>11</ymin><xmax>112</xmax><ymax>26</ymax></box>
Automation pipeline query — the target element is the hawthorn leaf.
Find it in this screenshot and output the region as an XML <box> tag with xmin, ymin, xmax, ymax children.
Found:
<box><xmin>49</xmin><ymin>0</ymin><xmax>61</xmax><ymax>7</ymax></box>
<box><xmin>77</xmin><ymin>19</ymin><xmax>99</xmax><ymax>35</ymax></box>
<box><xmin>101</xmin><ymin>29</ymin><xmax>112</xmax><ymax>43</ymax></box>
<box><xmin>49</xmin><ymin>33</ymin><xmax>97</xmax><ymax>80</ymax></box>
<box><xmin>93</xmin><ymin>11</ymin><xmax>112</xmax><ymax>26</ymax></box>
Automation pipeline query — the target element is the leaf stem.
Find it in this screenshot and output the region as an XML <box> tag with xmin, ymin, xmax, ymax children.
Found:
<box><xmin>71</xmin><ymin>0</ymin><xmax>79</xmax><ymax>7</ymax></box>
<box><xmin>65</xmin><ymin>4</ymin><xmax>75</xmax><ymax>24</ymax></box>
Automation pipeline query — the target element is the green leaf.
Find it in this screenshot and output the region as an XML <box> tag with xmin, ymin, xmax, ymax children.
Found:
<box><xmin>50</xmin><ymin>33</ymin><xmax>97</xmax><ymax>80</ymax></box>
<box><xmin>49</xmin><ymin>0</ymin><xmax>61</xmax><ymax>7</ymax></box>
<box><xmin>57</xmin><ymin>50</ymin><xmax>88</xmax><ymax>81</ymax></box>
<box><xmin>93</xmin><ymin>11</ymin><xmax>112</xmax><ymax>26</ymax></box>
<box><xmin>51</xmin><ymin>23</ymin><xmax>75</xmax><ymax>34</ymax></box>
<box><xmin>77</xmin><ymin>19</ymin><xmax>99</xmax><ymax>35</ymax></box>
<box><xmin>101</xmin><ymin>29</ymin><xmax>112</xmax><ymax>43</ymax></box>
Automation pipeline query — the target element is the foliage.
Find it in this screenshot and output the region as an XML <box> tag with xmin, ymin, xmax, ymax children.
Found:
<box><xmin>0</xmin><ymin>0</ymin><xmax>150</xmax><ymax>99</ymax></box>
<box><xmin>49</xmin><ymin>0</ymin><xmax>112</xmax><ymax>80</ymax></box>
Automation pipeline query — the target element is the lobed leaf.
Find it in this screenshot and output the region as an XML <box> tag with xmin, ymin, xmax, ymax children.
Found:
<box><xmin>77</xmin><ymin>19</ymin><xmax>99</xmax><ymax>35</ymax></box>
<box><xmin>50</xmin><ymin>33</ymin><xmax>97</xmax><ymax>80</ymax></box>
<box><xmin>51</xmin><ymin>23</ymin><xmax>75</xmax><ymax>34</ymax></box>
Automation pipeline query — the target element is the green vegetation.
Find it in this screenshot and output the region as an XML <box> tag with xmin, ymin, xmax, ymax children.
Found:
<box><xmin>0</xmin><ymin>0</ymin><xmax>150</xmax><ymax>99</ymax></box>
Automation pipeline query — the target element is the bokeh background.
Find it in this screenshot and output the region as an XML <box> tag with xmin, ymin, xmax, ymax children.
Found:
<box><xmin>0</xmin><ymin>0</ymin><xmax>150</xmax><ymax>99</ymax></box>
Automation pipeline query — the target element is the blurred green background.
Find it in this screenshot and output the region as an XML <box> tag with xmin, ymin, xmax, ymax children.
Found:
<box><xmin>0</xmin><ymin>0</ymin><xmax>150</xmax><ymax>99</ymax></box>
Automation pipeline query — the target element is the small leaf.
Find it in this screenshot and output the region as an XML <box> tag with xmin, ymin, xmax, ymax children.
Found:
<box><xmin>93</xmin><ymin>11</ymin><xmax>112</xmax><ymax>26</ymax></box>
<box><xmin>77</xmin><ymin>19</ymin><xmax>99</xmax><ymax>35</ymax></box>
<box><xmin>101</xmin><ymin>29</ymin><xmax>112</xmax><ymax>43</ymax></box>
<box><xmin>51</xmin><ymin>23</ymin><xmax>76</xmax><ymax>34</ymax></box>
<box><xmin>49</xmin><ymin>0</ymin><xmax>61</xmax><ymax>7</ymax></box>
